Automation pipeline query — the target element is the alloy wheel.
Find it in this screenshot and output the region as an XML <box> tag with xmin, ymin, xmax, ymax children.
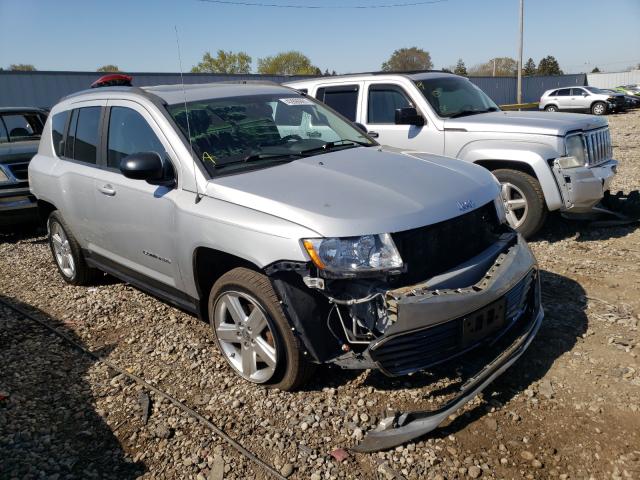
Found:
<box><xmin>501</xmin><ymin>182</ymin><xmax>529</xmax><ymax>230</ymax></box>
<box><xmin>213</xmin><ymin>291</ymin><xmax>278</xmax><ymax>383</ymax></box>
<box><xmin>50</xmin><ymin>222</ymin><xmax>75</xmax><ymax>278</ymax></box>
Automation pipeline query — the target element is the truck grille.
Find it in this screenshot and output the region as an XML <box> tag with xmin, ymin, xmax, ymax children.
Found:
<box><xmin>4</xmin><ymin>161</ymin><xmax>30</xmax><ymax>182</ymax></box>
<box><xmin>389</xmin><ymin>202</ymin><xmax>503</xmax><ymax>286</ymax></box>
<box><xmin>584</xmin><ymin>128</ymin><xmax>612</xmax><ymax>167</ymax></box>
<box><xmin>370</xmin><ymin>270</ymin><xmax>537</xmax><ymax>376</ymax></box>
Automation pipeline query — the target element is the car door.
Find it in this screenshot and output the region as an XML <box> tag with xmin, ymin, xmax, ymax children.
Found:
<box><xmin>570</xmin><ymin>88</ymin><xmax>589</xmax><ymax>110</ymax></box>
<box><xmin>361</xmin><ymin>81</ymin><xmax>442</xmax><ymax>153</ymax></box>
<box><xmin>51</xmin><ymin>103</ymin><xmax>105</xmax><ymax>246</ymax></box>
<box><xmin>91</xmin><ymin>100</ymin><xmax>183</xmax><ymax>290</ymax></box>
<box><xmin>555</xmin><ymin>88</ymin><xmax>572</xmax><ymax>109</ymax></box>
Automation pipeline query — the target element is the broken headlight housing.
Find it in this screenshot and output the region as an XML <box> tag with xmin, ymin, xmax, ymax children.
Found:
<box><xmin>560</xmin><ymin>134</ymin><xmax>587</xmax><ymax>168</ymax></box>
<box><xmin>302</xmin><ymin>234</ymin><xmax>403</xmax><ymax>275</ymax></box>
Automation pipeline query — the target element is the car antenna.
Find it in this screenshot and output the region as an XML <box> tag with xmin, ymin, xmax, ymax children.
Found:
<box><xmin>174</xmin><ymin>25</ymin><xmax>202</xmax><ymax>204</ymax></box>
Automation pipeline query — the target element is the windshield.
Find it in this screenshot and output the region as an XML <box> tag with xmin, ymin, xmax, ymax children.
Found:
<box><xmin>413</xmin><ymin>77</ymin><xmax>499</xmax><ymax>118</ymax></box>
<box><xmin>584</xmin><ymin>86</ymin><xmax>607</xmax><ymax>94</ymax></box>
<box><xmin>166</xmin><ymin>93</ymin><xmax>375</xmax><ymax>176</ymax></box>
<box><xmin>0</xmin><ymin>112</ymin><xmax>45</xmax><ymax>143</ymax></box>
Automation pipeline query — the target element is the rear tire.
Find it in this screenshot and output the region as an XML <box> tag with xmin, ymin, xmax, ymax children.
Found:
<box><xmin>47</xmin><ymin>211</ymin><xmax>96</xmax><ymax>285</ymax></box>
<box><xmin>493</xmin><ymin>169</ymin><xmax>547</xmax><ymax>239</ymax></box>
<box><xmin>208</xmin><ymin>267</ymin><xmax>314</xmax><ymax>391</ymax></box>
<box><xmin>544</xmin><ymin>105</ymin><xmax>558</xmax><ymax>112</ymax></box>
<box><xmin>591</xmin><ymin>101</ymin><xmax>607</xmax><ymax>115</ymax></box>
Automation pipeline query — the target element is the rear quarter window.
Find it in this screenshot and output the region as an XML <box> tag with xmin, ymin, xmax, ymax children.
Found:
<box><xmin>51</xmin><ymin>111</ymin><xmax>69</xmax><ymax>157</ymax></box>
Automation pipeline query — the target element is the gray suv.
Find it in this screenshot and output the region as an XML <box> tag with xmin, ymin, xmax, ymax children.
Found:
<box><xmin>29</xmin><ymin>77</ymin><xmax>542</xmax><ymax>447</ymax></box>
<box><xmin>540</xmin><ymin>86</ymin><xmax>626</xmax><ymax>115</ymax></box>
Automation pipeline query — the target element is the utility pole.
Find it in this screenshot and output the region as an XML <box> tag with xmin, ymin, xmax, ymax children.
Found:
<box><xmin>517</xmin><ymin>0</ymin><xmax>524</xmax><ymax>104</ymax></box>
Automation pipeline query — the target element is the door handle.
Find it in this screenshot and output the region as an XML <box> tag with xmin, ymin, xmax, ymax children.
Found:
<box><xmin>98</xmin><ymin>184</ymin><xmax>116</xmax><ymax>196</ymax></box>
<box><xmin>367</xmin><ymin>131</ymin><xmax>379</xmax><ymax>138</ymax></box>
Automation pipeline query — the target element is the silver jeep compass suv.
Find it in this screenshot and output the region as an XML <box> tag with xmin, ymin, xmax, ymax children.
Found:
<box><xmin>29</xmin><ymin>76</ymin><xmax>542</xmax><ymax>449</ymax></box>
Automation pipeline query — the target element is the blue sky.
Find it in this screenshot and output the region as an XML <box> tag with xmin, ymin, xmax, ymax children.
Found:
<box><xmin>1</xmin><ymin>0</ymin><xmax>639</xmax><ymax>74</ymax></box>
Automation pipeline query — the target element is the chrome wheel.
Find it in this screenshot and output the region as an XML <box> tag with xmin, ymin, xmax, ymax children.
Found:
<box><xmin>50</xmin><ymin>222</ymin><xmax>75</xmax><ymax>279</ymax></box>
<box><xmin>213</xmin><ymin>291</ymin><xmax>278</xmax><ymax>383</ymax></box>
<box><xmin>501</xmin><ymin>182</ymin><xmax>528</xmax><ymax>230</ymax></box>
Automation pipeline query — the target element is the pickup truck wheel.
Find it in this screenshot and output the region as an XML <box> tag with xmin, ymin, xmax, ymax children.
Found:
<box><xmin>209</xmin><ymin>267</ymin><xmax>314</xmax><ymax>391</ymax></box>
<box><xmin>544</xmin><ymin>105</ymin><xmax>558</xmax><ymax>112</ymax></box>
<box><xmin>47</xmin><ymin>211</ymin><xmax>95</xmax><ymax>285</ymax></box>
<box><xmin>591</xmin><ymin>101</ymin><xmax>607</xmax><ymax>115</ymax></box>
<box><xmin>493</xmin><ymin>169</ymin><xmax>547</xmax><ymax>238</ymax></box>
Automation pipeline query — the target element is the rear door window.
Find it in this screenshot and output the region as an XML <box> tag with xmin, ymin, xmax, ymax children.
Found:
<box><xmin>557</xmin><ymin>89</ymin><xmax>571</xmax><ymax>96</ymax></box>
<box><xmin>107</xmin><ymin>107</ymin><xmax>165</xmax><ymax>169</ymax></box>
<box><xmin>367</xmin><ymin>84</ymin><xmax>414</xmax><ymax>124</ymax></box>
<box><xmin>316</xmin><ymin>85</ymin><xmax>359</xmax><ymax>121</ymax></box>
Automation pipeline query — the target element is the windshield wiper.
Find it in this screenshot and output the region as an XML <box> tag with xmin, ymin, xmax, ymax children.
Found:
<box><xmin>449</xmin><ymin>107</ymin><xmax>498</xmax><ymax>119</ymax></box>
<box><xmin>297</xmin><ymin>140</ymin><xmax>365</xmax><ymax>156</ymax></box>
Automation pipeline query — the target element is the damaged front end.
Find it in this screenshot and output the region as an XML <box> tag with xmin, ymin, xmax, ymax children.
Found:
<box><xmin>268</xmin><ymin>202</ymin><xmax>543</xmax><ymax>450</ymax></box>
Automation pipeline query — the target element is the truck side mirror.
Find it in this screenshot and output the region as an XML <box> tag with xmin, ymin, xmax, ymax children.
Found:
<box><xmin>395</xmin><ymin>107</ymin><xmax>424</xmax><ymax>126</ymax></box>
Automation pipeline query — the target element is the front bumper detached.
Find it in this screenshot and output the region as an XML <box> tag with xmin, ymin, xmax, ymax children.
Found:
<box><xmin>350</xmin><ymin>235</ymin><xmax>544</xmax><ymax>451</ymax></box>
<box><xmin>553</xmin><ymin>159</ymin><xmax>617</xmax><ymax>213</ymax></box>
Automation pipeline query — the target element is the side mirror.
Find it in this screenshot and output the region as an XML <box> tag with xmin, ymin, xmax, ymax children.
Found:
<box><xmin>353</xmin><ymin>122</ymin><xmax>368</xmax><ymax>133</ymax></box>
<box><xmin>395</xmin><ymin>107</ymin><xmax>424</xmax><ymax>126</ymax></box>
<box><xmin>582</xmin><ymin>92</ymin><xmax>589</xmax><ymax>97</ymax></box>
<box><xmin>120</xmin><ymin>152</ymin><xmax>173</xmax><ymax>186</ymax></box>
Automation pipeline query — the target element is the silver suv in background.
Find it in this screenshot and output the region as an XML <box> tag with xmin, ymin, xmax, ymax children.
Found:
<box><xmin>539</xmin><ymin>86</ymin><xmax>626</xmax><ymax>115</ymax></box>
<box><xmin>29</xmin><ymin>76</ymin><xmax>542</xmax><ymax>449</ymax></box>
<box><xmin>286</xmin><ymin>73</ymin><xmax>618</xmax><ymax>238</ymax></box>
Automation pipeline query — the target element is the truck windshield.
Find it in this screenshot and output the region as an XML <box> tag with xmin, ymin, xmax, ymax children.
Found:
<box><xmin>0</xmin><ymin>112</ymin><xmax>45</xmax><ymax>143</ymax></box>
<box><xmin>166</xmin><ymin>93</ymin><xmax>375</xmax><ymax>176</ymax></box>
<box><xmin>413</xmin><ymin>77</ymin><xmax>499</xmax><ymax>118</ymax></box>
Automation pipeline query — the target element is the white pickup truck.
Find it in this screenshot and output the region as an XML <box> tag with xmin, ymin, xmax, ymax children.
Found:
<box><xmin>286</xmin><ymin>72</ymin><xmax>618</xmax><ymax>237</ymax></box>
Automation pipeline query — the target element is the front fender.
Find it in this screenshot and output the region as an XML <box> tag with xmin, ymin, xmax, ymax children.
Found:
<box><xmin>457</xmin><ymin>140</ymin><xmax>563</xmax><ymax>211</ymax></box>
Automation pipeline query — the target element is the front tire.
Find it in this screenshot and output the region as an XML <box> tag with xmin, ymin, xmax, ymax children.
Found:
<box><xmin>591</xmin><ymin>101</ymin><xmax>607</xmax><ymax>115</ymax></box>
<box><xmin>47</xmin><ymin>211</ymin><xmax>96</xmax><ymax>285</ymax></box>
<box><xmin>493</xmin><ymin>169</ymin><xmax>547</xmax><ymax>239</ymax></box>
<box><xmin>544</xmin><ymin>105</ymin><xmax>558</xmax><ymax>112</ymax></box>
<box><xmin>208</xmin><ymin>267</ymin><xmax>314</xmax><ymax>391</ymax></box>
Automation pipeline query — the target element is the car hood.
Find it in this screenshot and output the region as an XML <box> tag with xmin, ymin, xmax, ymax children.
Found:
<box><xmin>204</xmin><ymin>147</ymin><xmax>499</xmax><ymax>238</ymax></box>
<box><xmin>0</xmin><ymin>140</ymin><xmax>40</xmax><ymax>163</ymax></box>
<box><xmin>445</xmin><ymin>111</ymin><xmax>608</xmax><ymax>136</ymax></box>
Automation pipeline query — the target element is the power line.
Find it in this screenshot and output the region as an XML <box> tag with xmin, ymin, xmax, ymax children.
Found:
<box><xmin>198</xmin><ymin>0</ymin><xmax>447</xmax><ymax>9</ymax></box>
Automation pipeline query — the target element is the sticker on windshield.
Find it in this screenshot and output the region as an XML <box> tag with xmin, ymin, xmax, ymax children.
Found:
<box><xmin>279</xmin><ymin>97</ymin><xmax>314</xmax><ymax>106</ymax></box>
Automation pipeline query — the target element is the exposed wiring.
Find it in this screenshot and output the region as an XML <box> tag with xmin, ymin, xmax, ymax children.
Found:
<box><xmin>198</xmin><ymin>0</ymin><xmax>447</xmax><ymax>9</ymax></box>
<box><xmin>325</xmin><ymin>292</ymin><xmax>384</xmax><ymax>306</ymax></box>
<box><xmin>0</xmin><ymin>297</ymin><xmax>286</xmax><ymax>480</ymax></box>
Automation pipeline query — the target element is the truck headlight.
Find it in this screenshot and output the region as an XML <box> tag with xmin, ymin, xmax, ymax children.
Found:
<box><xmin>302</xmin><ymin>234</ymin><xmax>403</xmax><ymax>274</ymax></box>
<box><xmin>561</xmin><ymin>134</ymin><xmax>586</xmax><ymax>168</ymax></box>
<box><xmin>0</xmin><ymin>166</ymin><xmax>10</xmax><ymax>184</ymax></box>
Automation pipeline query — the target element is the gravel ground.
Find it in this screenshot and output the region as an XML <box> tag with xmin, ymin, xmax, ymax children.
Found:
<box><xmin>2</xmin><ymin>110</ymin><xmax>640</xmax><ymax>480</ymax></box>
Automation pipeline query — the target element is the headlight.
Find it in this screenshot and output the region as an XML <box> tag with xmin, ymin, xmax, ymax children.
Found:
<box><xmin>494</xmin><ymin>193</ymin><xmax>507</xmax><ymax>224</ymax></box>
<box><xmin>0</xmin><ymin>166</ymin><xmax>10</xmax><ymax>183</ymax></box>
<box><xmin>302</xmin><ymin>233</ymin><xmax>403</xmax><ymax>274</ymax></box>
<box><xmin>561</xmin><ymin>134</ymin><xmax>586</xmax><ymax>168</ymax></box>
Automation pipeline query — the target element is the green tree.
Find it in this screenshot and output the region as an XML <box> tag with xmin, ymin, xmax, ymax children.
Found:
<box><xmin>9</xmin><ymin>64</ymin><xmax>36</xmax><ymax>71</ymax></box>
<box><xmin>591</xmin><ymin>66</ymin><xmax>601</xmax><ymax>73</ymax></box>
<box><xmin>97</xmin><ymin>65</ymin><xmax>121</xmax><ymax>72</ymax></box>
<box><xmin>381</xmin><ymin>47</ymin><xmax>432</xmax><ymax>72</ymax></box>
<box><xmin>453</xmin><ymin>58</ymin><xmax>467</xmax><ymax>76</ymax></box>
<box><xmin>257</xmin><ymin>51</ymin><xmax>318</xmax><ymax>75</ymax></box>
<box><xmin>191</xmin><ymin>50</ymin><xmax>252</xmax><ymax>74</ymax></box>
<box><xmin>522</xmin><ymin>58</ymin><xmax>536</xmax><ymax>76</ymax></box>
<box><xmin>537</xmin><ymin>55</ymin><xmax>563</xmax><ymax>75</ymax></box>
<box><xmin>468</xmin><ymin>57</ymin><xmax>518</xmax><ymax>76</ymax></box>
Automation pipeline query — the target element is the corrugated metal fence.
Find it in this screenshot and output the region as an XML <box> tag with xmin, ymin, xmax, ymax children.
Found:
<box><xmin>586</xmin><ymin>70</ymin><xmax>640</xmax><ymax>89</ymax></box>
<box><xmin>469</xmin><ymin>74</ymin><xmax>587</xmax><ymax>104</ymax></box>
<box><xmin>0</xmin><ymin>70</ymin><xmax>590</xmax><ymax>108</ymax></box>
<box><xmin>0</xmin><ymin>71</ymin><xmax>316</xmax><ymax>109</ymax></box>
